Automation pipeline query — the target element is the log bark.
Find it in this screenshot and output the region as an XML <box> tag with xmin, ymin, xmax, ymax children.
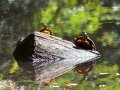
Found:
<box><xmin>13</xmin><ymin>31</ymin><xmax>100</xmax><ymax>84</ymax></box>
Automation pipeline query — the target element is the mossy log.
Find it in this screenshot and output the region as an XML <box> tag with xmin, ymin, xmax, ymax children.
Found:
<box><xmin>13</xmin><ymin>31</ymin><xmax>100</xmax><ymax>84</ymax></box>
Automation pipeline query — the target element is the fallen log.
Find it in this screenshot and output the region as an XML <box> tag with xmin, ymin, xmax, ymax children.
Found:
<box><xmin>13</xmin><ymin>31</ymin><xmax>100</xmax><ymax>84</ymax></box>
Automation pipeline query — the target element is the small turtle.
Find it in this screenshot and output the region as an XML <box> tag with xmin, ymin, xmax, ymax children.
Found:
<box><xmin>40</xmin><ymin>23</ymin><xmax>53</xmax><ymax>35</ymax></box>
<box><xmin>74</xmin><ymin>31</ymin><xmax>96</xmax><ymax>80</ymax></box>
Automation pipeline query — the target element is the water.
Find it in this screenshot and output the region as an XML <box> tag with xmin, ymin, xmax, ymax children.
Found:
<box><xmin>0</xmin><ymin>0</ymin><xmax>120</xmax><ymax>90</ymax></box>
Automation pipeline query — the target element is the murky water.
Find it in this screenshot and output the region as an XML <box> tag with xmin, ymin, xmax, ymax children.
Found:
<box><xmin>0</xmin><ymin>0</ymin><xmax>120</xmax><ymax>90</ymax></box>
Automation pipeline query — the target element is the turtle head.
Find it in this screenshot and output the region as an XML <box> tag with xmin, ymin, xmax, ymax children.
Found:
<box><xmin>82</xmin><ymin>31</ymin><xmax>88</xmax><ymax>39</ymax></box>
<box><xmin>41</xmin><ymin>23</ymin><xmax>47</xmax><ymax>29</ymax></box>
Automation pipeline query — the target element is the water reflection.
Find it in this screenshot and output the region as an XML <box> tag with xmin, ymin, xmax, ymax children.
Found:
<box><xmin>0</xmin><ymin>0</ymin><xmax>120</xmax><ymax>90</ymax></box>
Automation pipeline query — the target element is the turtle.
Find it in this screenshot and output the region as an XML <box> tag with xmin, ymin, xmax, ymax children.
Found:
<box><xmin>40</xmin><ymin>23</ymin><xmax>53</xmax><ymax>35</ymax></box>
<box><xmin>74</xmin><ymin>31</ymin><xmax>96</xmax><ymax>50</ymax></box>
<box><xmin>74</xmin><ymin>31</ymin><xmax>96</xmax><ymax>80</ymax></box>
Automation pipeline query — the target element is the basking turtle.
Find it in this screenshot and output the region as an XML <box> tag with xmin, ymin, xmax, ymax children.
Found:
<box><xmin>74</xmin><ymin>31</ymin><xmax>96</xmax><ymax>50</ymax></box>
<box><xmin>40</xmin><ymin>23</ymin><xmax>53</xmax><ymax>35</ymax></box>
<box><xmin>39</xmin><ymin>23</ymin><xmax>53</xmax><ymax>85</ymax></box>
<box><xmin>74</xmin><ymin>31</ymin><xmax>96</xmax><ymax>80</ymax></box>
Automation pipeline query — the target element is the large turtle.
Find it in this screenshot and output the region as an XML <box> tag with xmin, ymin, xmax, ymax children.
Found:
<box><xmin>74</xmin><ymin>31</ymin><xmax>96</xmax><ymax>80</ymax></box>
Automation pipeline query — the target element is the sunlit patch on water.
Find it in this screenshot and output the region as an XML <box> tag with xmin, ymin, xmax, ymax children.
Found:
<box><xmin>64</xmin><ymin>82</ymin><xmax>78</xmax><ymax>87</ymax></box>
<box><xmin>116</xmin><ymin>73</ymin><xmax>120</xmax><ymax>76</ymax></box>
<box><xmin>99</xmin><ymin>84</ymin><xmax>106</xmax><ymax>87</ymax></box>
<box><xmin>0</xmin><ymin>80</ymin><xmax>16</xmax><ymax>90</ymax></box>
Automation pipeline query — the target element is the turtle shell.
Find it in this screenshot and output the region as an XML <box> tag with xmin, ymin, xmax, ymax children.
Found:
<box><xmin>74</xmin><ymin>33</ymin><xmax>96</xmax><ymax>50</ymax></box>
<box><xmin>40</xmin><ymin>28</ymin><xmax>53</xmax><ymax>35</ymax></box>
<box><xmin>40</xmin><ymin>23</ymin><xmax>53</xmax><ymax>35</ymax></box>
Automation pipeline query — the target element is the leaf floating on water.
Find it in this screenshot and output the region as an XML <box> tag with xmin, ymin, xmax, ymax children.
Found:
<box><xmin>9</xmin><ymin>61</ymin><xmax>19</xmax><ymax>74</ymax></box>
<box><xmin>116</xmin><ymin>73</ymin><xmax>120</xmax><ymax>77</ymax></box>
<box><xmin>64</xmin><ymin>82</ymin><xmax>78</xmax><ymax>87</ymax></box>
<box><xmin>52</xmin><ymin>83</ymin><xmax>60</xmax><ymax>88</ymax></box>
<box><xmin>97</xmin><ymin>72</ymin><xmax>110</xmax><ymax>78</ymax></box>
<box><xmin>99</xmin><ymin>84</ymin><xmax>106</xmax><ymax>87</ymax></box>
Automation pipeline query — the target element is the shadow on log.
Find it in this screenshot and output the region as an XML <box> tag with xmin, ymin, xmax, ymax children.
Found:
<box><xmin>13</xmin><ymin>32</ymin><xmax>100</xmax><ymax>84</ymax></box>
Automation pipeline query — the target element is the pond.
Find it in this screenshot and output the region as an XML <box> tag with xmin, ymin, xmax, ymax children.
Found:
<box><xmin>0</xmin><ymin>0</ymin><xmax>120</xmax><ymax>90</ymax></box>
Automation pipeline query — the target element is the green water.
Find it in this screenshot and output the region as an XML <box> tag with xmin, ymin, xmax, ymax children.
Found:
<box><xmin>0</xmin><ymin>0</ymin><xmax>120</xmax><ymax>90</ymax></box>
